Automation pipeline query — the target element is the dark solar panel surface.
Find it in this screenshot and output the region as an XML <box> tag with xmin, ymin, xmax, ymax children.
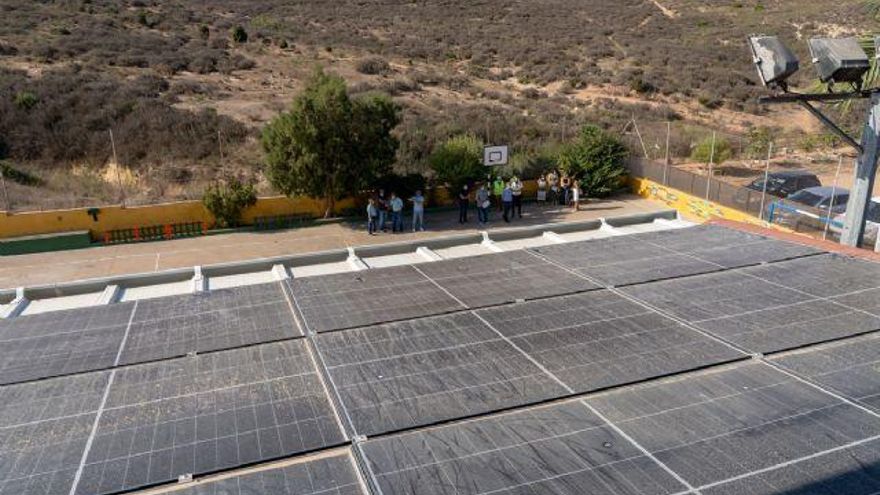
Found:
<box><xmin>416</xmin><ymin>251</ymin><xmax>598</xmax><ymax>308</ymax></box>
<box><xmin>2</xmin><ymin>223</ymin><xmax>878</xmax><ymax>495</ymax></box>
<box><xmin>75</xmin><ymin>341</ymin><xmax>345</xmax><ymax>495</ymax></box>
<box><xmin>288</xmin><ymin>266</ymin><xmax>463</xmax><ymax>332</ymax></box>
<box><xmin>168</xmin><ymin>452</ymin><xmax>365</xmax><ymax>495</ymax></box>
<box><xmin>119</xmin><ymin>282</ymin><xmax>300</xmax><ymax>365</ymax></box>
<box><xmin>623</xmin><ymin>270</ymin><xmax>880</xmax><ymax>353</ymax></box>
<box><xmin>315</xmin><ymin>312</ymin><xmax>569</xmax><ymax>436</ymax></box>
<box><xmin>477</xmin><ymin>291</ymin><xmax>745</xmax><ymax>393</ymax></box>
<box><xmin>0</xmin><ymin>372</ymin><xmax>110</xmax><ymax>495</ymax></box>
<box><xmin>744</xmin><ymin>254</ymin><xmax>880</xmax><ymax>298</ymax></box>
<box><xmin>586</xmin><ymin>362</ymin><xmax>880</xmax><ymax>490</ymax></box>
<box><xmin>0</xmin><ymin>303</ymin><xmax>134</xmax><ymax>385</ymax></box>
<box><xmin>772</xmin><ymin>333</ymin><xmax>880</xmax><ymax>412</ymax></box>
<box><xmin>633</xmin><ymin>225</ymin><xmax>821</xmax><ymax>270</ymax></box>
<box><xmin>532</xmin><ymin>236</ymin><xmax>722</xmax><ymax>286</ymax></box>
<box><xmin>361</xmin><ymin>400</ymin><xmax>688</xmax><ymax>495</ymax></box>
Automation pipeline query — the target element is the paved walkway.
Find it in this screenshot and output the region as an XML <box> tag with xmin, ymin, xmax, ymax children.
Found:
<box><xmin>0</xmin><ymin>195</ymin><xmax>669</xmax><ymax>289</ymax></box>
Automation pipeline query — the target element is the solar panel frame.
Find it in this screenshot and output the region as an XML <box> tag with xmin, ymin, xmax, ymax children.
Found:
<box><xmin>288</xmin><ymin>265</ymin><xmax>464</xmax><ymax>333</ymax></box>
<box><xmin>531</xmin><ymin>235</ymin><xmax>724</xmax><ymax>287</ymax></box>
<box><xmin>118</xmin><ymin>282</ymin><xmax>300</xmax><ymax>366</ymax></box>
<box><xmin>0</xmin><ymin>372</ymin><xmax>111</xmax><ymax>495</ymax></box>
<box><xmin>314</xmin><ymin>312</ymin><xmax>571</xmax><ymax>436</ymax></box>
<box><xmin>74</xmin><ymin>340</ymin><xmax>346</xmax><ymax>495</ymax></box>
<box><xmin>743</xmin><ymin>254</ymin><xmax>880</xmax><ymax>298</ymax></box>
<box><xmin>164</xmin><ymin>450</ymin><xmax>366</xmax><ymax>495</ymax></box>
<box><xmin>586</xmin><ymin>362</ymin><xmax>880</xmax><ymax>491</ymax></box>
<box><xmin>476</xmin><ymin>291</ymin><xmax>746</xmax><ymax>394</ymax></box>
<box><xmin>771</xmin><ymin>332</ymin><xmax>880</xmax><ymax>412</ymax></box>
<box><xmin>361</xmin><ymin>400</ymin><xmax>690</xmax><ymax>495</ymax></box>
<box><xmin>415</xmin><ymin>250</ymin><xmax>599</xmax><ymax>308</ymax></box>
<box><xmin>622</xmin><ymin>270</ymin><xmax>880</xmax><ymax>354</ymax></box>
<box><xmin>0</xmin><ymin>302</ymin><xmax>135</xmax><ymax>385</ymax></box>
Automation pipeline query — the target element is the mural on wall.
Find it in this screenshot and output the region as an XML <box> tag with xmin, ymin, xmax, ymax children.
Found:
<box><xmin>637</xmin><ymin>179</ymin><xmax>765</xmax><ymax>226</ymax></box>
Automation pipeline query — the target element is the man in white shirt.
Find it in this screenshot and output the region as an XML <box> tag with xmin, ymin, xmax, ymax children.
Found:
<box><xmin>409</xmin><ymin>190</ymin><xmax>425</xmax><ymax>232</ymax></box>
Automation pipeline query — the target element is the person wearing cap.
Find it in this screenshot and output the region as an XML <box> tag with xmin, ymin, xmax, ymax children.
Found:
<box><xmin>492</xmin><ymin>176</ymin><xmax>505</xmax><ymax>212</ymax></box>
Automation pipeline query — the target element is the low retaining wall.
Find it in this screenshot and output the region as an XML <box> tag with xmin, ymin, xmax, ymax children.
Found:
<box><xmin>630</xmin><ymin>176</ymin><xmax>770</xmax><ymax>226</ymax></box>
<box><xmin>0</xmin><ymin>180</ymin><xmax>540</xmax><ymax>241</ymax></box>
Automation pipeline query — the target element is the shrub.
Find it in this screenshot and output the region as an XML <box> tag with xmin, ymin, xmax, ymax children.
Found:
<box><xmin>202</xmin><ymin>178</ymin><xmax>257</xmax><ymax>228</ymax></box>
<box><xmin>13</xmin><ymin>91</ymin><xmax>38</xmax><ymax>110</ymax></box>
<box><xmin>429</xmin><ymin>134</ymin><xmax>484</xmax><ymax>192</ymax></box>
<box><xmin>356</xmin><ymin>57</ymin><xmax>391</xmax><ymax>75</ymax></box>
<box><xmin>231</xmin><ymin>26</ymin><xmax>248</xmax><ymax>44</ymax></box>
<box><xmin>0</xmin><ymin>161</ymin><xmax>42</xmax><ymax>187</ymax></box>
<box><xmin>375</xmin><ymin>173</ymin><xmax>427</xmax><ymax>200</ymax></box>
<box><xmin>556</xmin><ymin>125</ymin><xmax>628</xmax><ymax>197</ymax></box>
<box><xmin>690</xmin><ymin>135</ymin><xmax>733</xmax><ymax>164</ymax></box>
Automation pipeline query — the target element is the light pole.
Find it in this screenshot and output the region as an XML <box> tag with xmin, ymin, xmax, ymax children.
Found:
<box><xmin>748</xmin><ymin>35</ymin><xmax>877</xmax><ymax>247</ymax></box>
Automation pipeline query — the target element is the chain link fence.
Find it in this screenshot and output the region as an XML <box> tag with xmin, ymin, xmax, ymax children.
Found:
<box><xmin>628</xmin><ymin>158</ymin><xmax>847</xmax><ymax>241</ymax></box>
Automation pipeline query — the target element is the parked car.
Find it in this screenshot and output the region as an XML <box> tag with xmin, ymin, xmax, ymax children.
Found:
<box><xmin>769</xmin><ymin>186</ymin><xmax>850</xmax><ymax>230</ymax></box>
<box><xmin>746</xmin><ymin>170</ymin><xmax>822</xmax><ymax>198</ymax></box>
<box><xmin>735</xmin><ymin>170</ymin><xmax>821</xmax><ymax>213</ymax></box>
<box><xmin>828</xmin><ymin>197</ymin><xmax>880</xmax><ymax>247</ymax></box>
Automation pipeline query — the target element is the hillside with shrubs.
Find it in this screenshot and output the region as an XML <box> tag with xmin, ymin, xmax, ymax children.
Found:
<box><xmin>0</xmin><ymin>0</ymin><xmax>872</xmax><ymax>209</ymax></box>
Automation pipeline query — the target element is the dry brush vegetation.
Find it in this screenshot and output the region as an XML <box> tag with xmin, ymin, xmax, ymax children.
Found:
<box><xmin>0</xmin><ymin>0</ymin><xmax>872</xmax><ymax>208</ymax></box>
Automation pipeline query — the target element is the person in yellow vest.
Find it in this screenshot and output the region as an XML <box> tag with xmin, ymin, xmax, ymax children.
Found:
<box><xmin>492</xmin><ymin>176</ymin><xmax>505</xmax><ymax>212</ymax></box>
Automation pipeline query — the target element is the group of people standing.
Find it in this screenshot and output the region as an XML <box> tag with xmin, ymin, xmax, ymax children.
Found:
<box><xmin>366</xmin><ymin>189</ymin><xmax>425</xmax><ymax>235</ymax></box>
<box><xmin>535</xmin><ymin>170</ymin><xmax>583</xmax><ymax>210</ymax></box>
<box><xmin>365</xmin><ymin>171</ymin><xmax>585</xmax><ymax>234</ymax></box>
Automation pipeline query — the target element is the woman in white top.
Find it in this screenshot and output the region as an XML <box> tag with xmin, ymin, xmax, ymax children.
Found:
<box><xmin>571</xmin><ymin>180</ymin><xmax>581</xmax><ymax>211</ymax></box>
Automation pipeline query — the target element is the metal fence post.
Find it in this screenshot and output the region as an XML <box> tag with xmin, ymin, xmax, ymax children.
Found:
<box><xmin>758</xmin><ymin>142</ymin><xmax>773</xmax><ymax>221</ymax></box>
<box><xmin>705</xmin><ymin>131</ymin><xmax>716</xmax><ymax>200</ymax></box>
<box><xmin>823</xmin><ymin>154</ymin><xmax>844</xmax><ymax>240</ymax></box>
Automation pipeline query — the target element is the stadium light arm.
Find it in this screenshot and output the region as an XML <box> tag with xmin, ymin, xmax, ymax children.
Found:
<box><xmin>749</xmin><ymin>34</ymin><xmax>879</xmax><ymax>248</ymax></box>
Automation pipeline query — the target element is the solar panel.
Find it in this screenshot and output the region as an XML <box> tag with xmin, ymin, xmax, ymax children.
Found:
<box><xmin>700</xmin><ymin>439</ymin><xmax>880</xmax><ymax>495</ymax></box>
<box><xmin>314</xmin><ymin>312</ymin><xmax>569</xmax><ymax>436</ymax></box>
<box><xmin>744</xmin><ymin>254</ymin><xmax>880</xmax><ymax>298</ymax></box>
<box><xmin>74</xmin><ymin>341</ymin><xmax>345</xmax><ymax>495</ymax></box>
<box><xmin>586</xmin><ymin>362</ymin><xmax>880</xmax><ymax>492</ymax></box>
<box><xmin>416</xmin><ymin>251</ymin><xmax>598</xmax><ymax>308</ymax></box>
<box><xmin>0</xmin><ymin>372</ymin><xmax>111</xmax><ymax>495</ymax></box>
<box><xmin>772</xmin><ymin>333</ymin><xmax>880</xmax><ymax>412</ymax></box>
<box><xmin>361</xmin><ymin>400</ymin><xmax>689</xmax><ymax>495</ymax></box>
<box><xmin>288</xmin><ymin>265</ymin><xmax>463</xmax><ymax>333</ymax></box>
<box><xmin>623</xmin><ymin>271</ymin><xmax>880</xmax><ymax>353</ymax></box>
<box><xmin>166</xmin><ymin>451</ymin><xmax>366</xmax><ymax>495</ymax></box>
<box><xmin>118</xmin><ymin>282</ymin><xmax>300</xmax><ymax>366</ymax></box>
<box><xmin>833</xmin><ymin>287</ymin><xmax>880</xmax><ymax>315</ymax></box>
<box><xmin>476</xmin><ymin>291</ymin><xmax>745</xmax><ymax>393</ymax></box>
<box><xmin>532</xmin><ymin>236</ymin><xmax>722</xmax><ymax>286</ymax></box>
<box><xmin>0</xmin><ymin>302</ymin><xmax>135</xmax><ymax>385</ymax></box>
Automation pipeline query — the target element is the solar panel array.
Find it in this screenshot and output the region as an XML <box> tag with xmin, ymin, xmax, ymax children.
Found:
<box><xmin>1</xmin><ymin>224</ymin><xmax>880</xmax><ymax>495</ymax></box>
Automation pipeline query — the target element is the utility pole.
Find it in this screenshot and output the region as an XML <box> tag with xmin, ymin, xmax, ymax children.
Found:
<box><xmin>706</xmin><ymin>131</ymin><xmax>716</xmax><ymax>200</ymax></box>
<box><xmin>758</xmin><ymin>142</ymin><xmax>773</xmax><ymax>221</ymax></box>
<box><xmin>109</xmin><ymin>129</ymin><xmax>125</xmax><ymax>207</ymax></box>
<box><xmin>0</xmin><ymin>166</ymin><xmax>9</xmax><ymax>212</ymax></box>
<box><xmin>663</xmin><ymin>121</ymin><xmax>671</xmax><ymax>185</ymax></box>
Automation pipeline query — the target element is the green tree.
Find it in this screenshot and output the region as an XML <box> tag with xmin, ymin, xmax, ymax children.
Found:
<box><xmin>690</xmin><ymin>135</ymin><xmax>733</xmax><ymax>164</ymax></box>
<box><xmin>428</xmin><ymin>134</ymin><xmax>484</xmax><ymax>192</ymax></box>
<box><xmin>556</xmin><ymin>126</ymin><xmax>628</xmax><ymax>197</ymax></box>
<box><xmin>202</xmin><ymin>178</ymin><xmax>257</xmax><ymax>228</ymax></box>
<box><xmin>261</xmin><ymin>69</ymin><xmax>400</xmax><ymax>217</ymax></box>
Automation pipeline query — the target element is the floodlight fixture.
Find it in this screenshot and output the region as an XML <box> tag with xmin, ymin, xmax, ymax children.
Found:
<box><xmin>748</xmin><ymin>35</ymin><xmax>799</xmax><ymax>90</ymax></box>
<box><xmin>808</xmin><ymin>37</ymin><xmax>869</xmax><ymax>88</ymax></box>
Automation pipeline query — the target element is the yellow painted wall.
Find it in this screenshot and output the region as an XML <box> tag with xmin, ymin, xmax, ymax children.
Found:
<box><xmin>631</xmin><ymin>176</ymin><xmax>772</xmax><ymax>226</ymax></box>
<box><xmin>0</xmin><ymin>180</ymin><xmax>538</xmax><ymax>240</ymax></box>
